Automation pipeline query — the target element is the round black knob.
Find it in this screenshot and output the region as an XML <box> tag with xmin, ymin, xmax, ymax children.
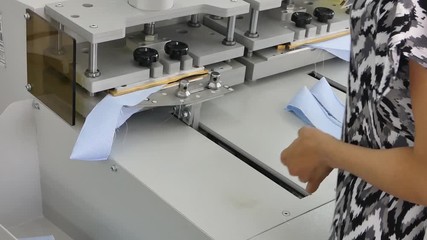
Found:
<box><xmin>164</xmin><ymin>41</ymin><xmax>189</xmax><ymax>60</ymax></box>
<box><xmin>133</xmin><ymin>47</ymin><xmax>159</xmax><ymax>67</ymax></box>
<box><xmin>314</xmin><ymin>7</ymin><xmax>335</xmax><ymax>23</ymax></box>
<box><xmin>291</xmin><ymin>12</ymin><xmax>313</xmax><ymax>28</ymax></box>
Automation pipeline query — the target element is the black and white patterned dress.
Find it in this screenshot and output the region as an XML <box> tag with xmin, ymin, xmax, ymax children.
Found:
<box><xmin>330</xmin><ymin>0</ymin><xmax>427</xmax><ymax>239</ymax></box>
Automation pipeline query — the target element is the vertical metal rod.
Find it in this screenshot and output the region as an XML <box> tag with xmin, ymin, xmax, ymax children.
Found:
<box><xmin>144</xmin><ymin>22</ymin><xmax>156</xmax><ymax>35</ymax></box>
<box><xmin>222</xmin><ymin>16</ymin><xmax>237</xmax><ymax>46</ymax></box>
<box><xmin>245</xmin><ymin>8</ymin><xmax>260</xmax><ymax>38</ymax></box>
<box><xmin>226</xmin><ymin>16</ymin><xmax>236</xmax><ymax>41</ymax></box>
<box><xmin>56</xmin><ymin>23</ymin><xmax>64</xmax><ymax>55</ymax></box>
<box><xmin>190</xmin><ymin>14</ymin><xmax>198</xmax><ymax>23</ymax></box>
<box><xmin>188</xmin><ymin>14</ymin><xmax>201</xmax><ymax>27</ymax></box>
<box><xmin>85</xmin><ymin>43</ymin><xmax>101</xmax><ymax>78</ymax></box>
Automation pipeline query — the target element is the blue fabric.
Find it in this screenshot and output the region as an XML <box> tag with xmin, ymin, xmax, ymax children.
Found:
<box><xmin>70</xmin><ymin>86</ymin><xmax>164</xmax><ymax>161</ymax></box>
<box><xmin>286</xmin><ymin>78</ymin><xmax>345</xmax><ymax>139</ymax></box>
<box><xmin>19</xmin><ymin>236</ymin><xmax>55</xmax><ymax>240</ymax></box>
<box><xmin>307</xmin><ymin>35</ymin><xmax>351</xmax><ymax>62</ymax></box>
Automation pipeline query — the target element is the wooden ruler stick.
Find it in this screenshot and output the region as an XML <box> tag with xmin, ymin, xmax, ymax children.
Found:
<box><xmin>110</xmin><ymin>69</ymin><xmax>209</xmax><ymax>96</ymax></box>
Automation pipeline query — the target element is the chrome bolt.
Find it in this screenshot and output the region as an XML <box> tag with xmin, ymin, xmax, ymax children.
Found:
<box><xmin>176</xmin><ymin>80</ymin><xmax>191</xmax><ymax>98</ymax></box>
<box><xmin>25</xmin><ymin>84</ymin><xmax>32</xmax><ymax>92</ymax></box>
<box><xmin>110</xmin><ymin>165</ymin><xmax>118</xmax><ymax>172</ymax></box>
<box><xmin>182</xmin><ymin>111</ymin><xmax>190</xmax><ymax>119</ymax></box>
<box><xmin>32</xmin><ymin>101</ymin><xmax>40</xmax><ymax>110</ymax></box>
<box><xmin>208</xmin><ymin>71</ymin><xmax>222</xmax><ymax>90</ymax></box>
<box><xmin>24</xmin><ymin>13</ymin><xmax>31</xmax><ymax>20</ymax></box>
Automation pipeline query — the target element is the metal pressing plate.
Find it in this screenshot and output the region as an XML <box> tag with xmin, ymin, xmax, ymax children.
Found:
<box><xmin>240</xmin><ymin>47</ymin><xmax>336</xmax><ymax>81</ymax></box>
<box><xmin>75</xmin><ymin>41</ymin><xmax>150</xmax><ymax>93</ymax></box>
<box><xmin>242</xmin><ymin>0</ymin><xmax>282</xmax><ymax>11</ymax></box>
<box><xmin>44</xmin><ymin>0</ymin><xmax>250</xmax><ymax>43</ymax></box>
<box><xmin>155</xmin><ymin>23</ymin><xmax>245</xmax><ymax>66</ymax></box>
<box><xmin>204</xmin><ymin>12</ymin><xmax>295</xmax><ymax>52</ymax></box>
<box><xmin>199</xmin><ymin>64</ymin><xmax>346</xmax><ymax>195</ymax></box>
<box><xmin>204</xmin><ymin>1</ymin><xmax>349</xmax><ymax>51</ymax></box>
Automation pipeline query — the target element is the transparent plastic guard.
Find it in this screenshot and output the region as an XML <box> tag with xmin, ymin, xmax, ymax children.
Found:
<box><xmin>26</xmin><ymin>10</ymin><xmax>76</xmax><ymax>125</ymax></box>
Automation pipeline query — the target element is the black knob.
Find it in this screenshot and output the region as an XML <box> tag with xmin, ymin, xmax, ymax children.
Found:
<box><xmin>314</xmin><ymin>7</ymin><xmax>335</xmax><ymax>23</ymax></box>
<box><xmin>133</xmin><ymin>47</ymin><xmax>159</xmax><ymax>67</ymax></box>
<box><xmin>164</xmin><ymin>41</ymin><xmax>189</xmax><ymax>60</ymax></box>
<box><xmin>291</xmin><ymin>12</ymin><xmax>313</xmax><ymax>28</ymax></box>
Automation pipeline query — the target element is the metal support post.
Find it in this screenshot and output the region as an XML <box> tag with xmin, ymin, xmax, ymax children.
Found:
<box><xmin>245</xmin><ymin>49</ymin><xmax>253</xmax><ymax>57</ymax></box>
<box><xmin>56</xmin><ymin>23</ymin><xmax>64</xmax><ymax>55</ymax></box>
<box><xmin>245</xmin><ymin>8</ymin><xmax>260</xmax><ymax>38</ymax></box>
<box><xmin>144</xmin><ymin>22</ymin><xmax>156</xmax><ymax>35</ymax></box>
<box><xmin>85</xmin><ymin>43</ymin><xmax>101</xmax><ymax>78</ymax></box>
<box><xmin>222</xmin><ymin>16</ymin><xmax>237</xmax><ymax>46</ymax></box>
<box><xmin>188</xmin><ymin>14</ymin><xmax>201</xmax><ymax>27</ymax></box>
<box><xmin>143</xmin><ymin>22</ymin><xmax>158</xmax><ymax>41</ymax></box>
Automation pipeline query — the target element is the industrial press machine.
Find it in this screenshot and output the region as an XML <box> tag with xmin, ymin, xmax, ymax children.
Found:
<box><xmin>0</xmin><ymin>0</ymin><xmax>351</xmax><ymax>239</ymax></box>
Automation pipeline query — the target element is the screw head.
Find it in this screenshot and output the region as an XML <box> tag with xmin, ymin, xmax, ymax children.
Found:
<box><xmin>24</xmin><ymin>13</ymin><xmax>31</xmax><ymax>20</ymax></box>
<box><xmin>282</xmin><ymin>210</ymin><xmax>291</xmax><ymax>217</ymax></box>
<box><xmin>314</xmin><ymin>7</ymin><xmax>335</xmax><ymax>23</ymax></box>
<box><xmin>32</xmin><ymin>101</ymin><xmax>40</xmax><ymax>110</ymax></box>
<box><xmin>89</xmin><ymin>24</ymin><xmax>98</xmax><ymax>29</ymax></box>
<box><xmin>55</xmin><ymin>3</ymin><xmax>63</xmax><ymax>7</ymax></box>
<box><xmin>164</xmin><ymin>41</ymin><xmax>189</xmax><ymax>60</ymax></box>
<box><xmin>291</xmin><ymin>12</ymin><xmax>313</xmax><ymax>28</ymax></box>
<box><xmin>110</xmin><ymin>165</ymin><xmax>118</xmax><ymax>172</ymax></box>
<box><xmin>182</xmin><ymin>111</ymin><xmax>190</xmax><ymax>118</ymax></box>
<box><xmin>133</xmin><ymin>47</ymin><xmax>159</xmax><ymax>67</ymax></box>
<box><xmin>25</xmin><ymin>84</ymin><xmax>32</xmax><ymax>92</ymax></box>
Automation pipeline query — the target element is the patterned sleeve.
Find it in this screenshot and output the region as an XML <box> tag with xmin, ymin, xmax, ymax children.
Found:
<box><xmin>400</xmin><ymin>0</ymin><xmax>427</xmax><ymax>68</ymax></box>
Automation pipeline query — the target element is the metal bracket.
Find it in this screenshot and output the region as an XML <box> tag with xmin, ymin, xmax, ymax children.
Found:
<box><xmin>124</xmin><ymin>75</ymin><xmax>234</xmax><ymax>128</ymax></box>
<box><xmin>173</xmin><ymin>103</ymin><xmax>202</xmax><ymax>129</ymax></box>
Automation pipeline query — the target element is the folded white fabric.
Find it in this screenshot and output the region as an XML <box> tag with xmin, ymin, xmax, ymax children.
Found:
<box><xmin>71</xmin><ymin>86</ymin><xmax>164</xmax><ymax>161</ymax></box>
<box><xmin>307</xmin><ymin>35</ymin><xmax>351</xmax><ymax>62</ymax></box>
<box><xmin>19</xmin><ymin>235</ymin><xmax>55</xmax><ymax>240</ymax></box>
<box><xmin>286</xmin><ymin>78</ymin><xmax>345</xmax><ymax>139</ymax></box>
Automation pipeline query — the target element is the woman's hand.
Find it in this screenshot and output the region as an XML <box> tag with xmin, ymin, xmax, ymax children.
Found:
<box><xmin>280</xmin><ymin>126</ymin><xmax>336</xmax><ymax>194</ymax></box>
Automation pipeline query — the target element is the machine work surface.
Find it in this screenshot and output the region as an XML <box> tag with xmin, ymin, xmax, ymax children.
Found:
<box><xmin>252</xmin><ymin>201</ymin><xmax>335</xmax><ymax>240</ymax></box>
<box><xmin>7</xmin><ymin>217</ymin><xmax>73</xmax><ymax>240</ymax></box>
<box><xmin>200</xmin><ymin>61</ymin><xmax>348</xmax><ymax>195</ymax></box>
<box><xmin>110</xmin><ymin>106</ymin><xmax>336</xmax><ymax>240</ymax></box>
<box><xmin>0</xmin><ymin>225</ymin><xmax>17</xmax><ymax>240</ymax></box>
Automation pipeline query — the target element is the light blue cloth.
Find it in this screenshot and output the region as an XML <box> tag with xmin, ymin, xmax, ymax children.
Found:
<box><xmin>286</xmin><ymin>78</ymin><xmax>345</xmax><ymax>139</ymax></box>
<box><xmin>310</xmin><ymin>78</ymin><xmax>345</xmax><ymax>123</ymax></box>
<box><xmin>19</xmin><ymin>236</ymin><xmax>55</xmax><ymax>240</ymax></box>
<box><xmin>70</xmin><ymin>85</ymin><xmax>164</xmax><ymax>161</ymax></box>
<box><xmin>307</xmin><ymin>35</ymin><xmax>351</xmax><ymax>62</ymax></box>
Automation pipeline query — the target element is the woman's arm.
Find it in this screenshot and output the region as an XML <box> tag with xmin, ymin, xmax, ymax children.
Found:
<box><xmin>281</xmin><ymin>59</ymin><xmax>427</xmax><ymax>205</ymax></box>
